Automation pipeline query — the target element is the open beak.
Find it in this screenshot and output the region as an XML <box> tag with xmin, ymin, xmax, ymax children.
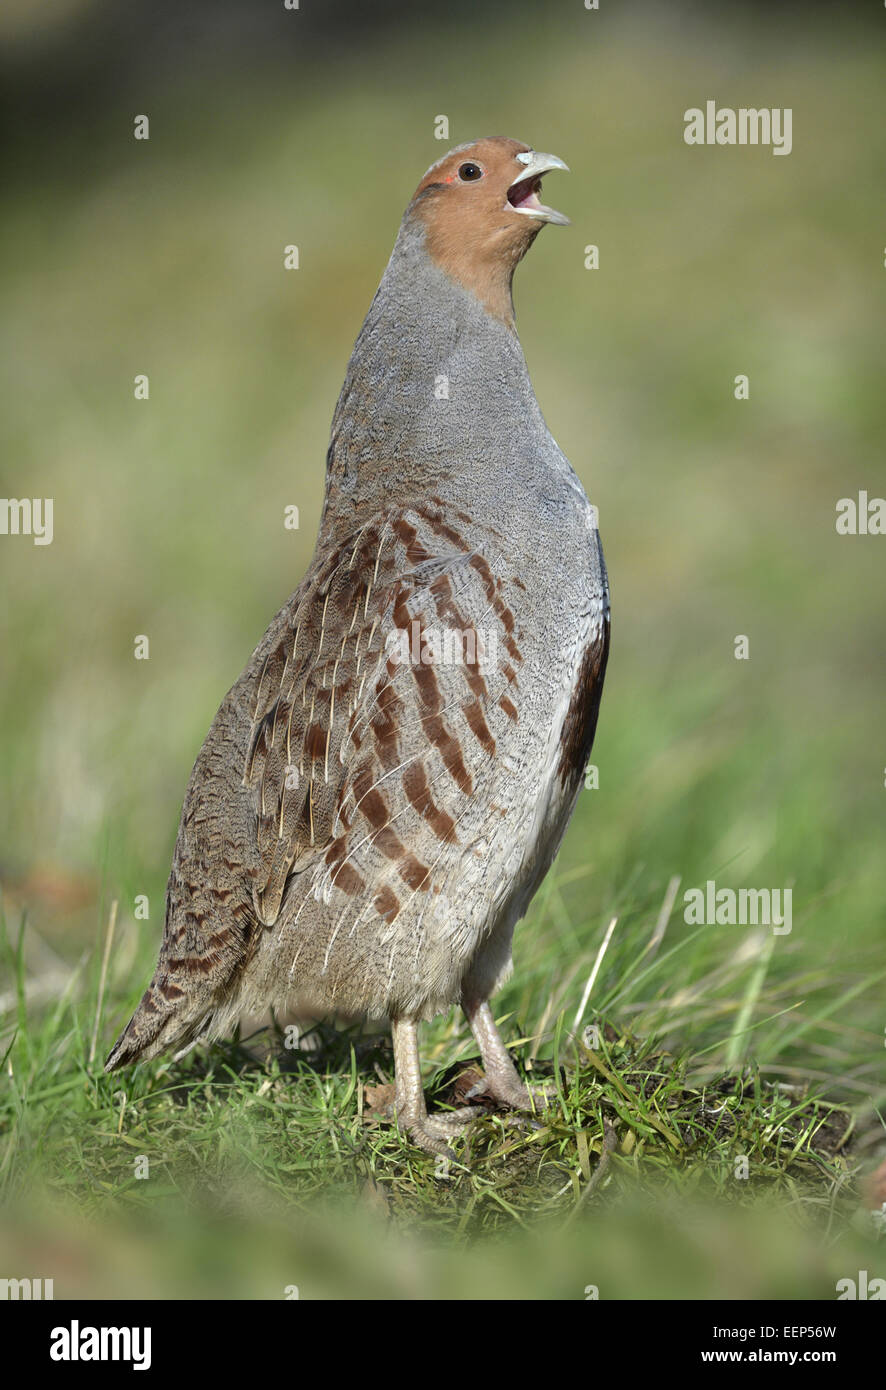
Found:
<box><xmin>506</xmin><ymin>150</ymin><xmax>570</xmax><ymax>226</ymax></box>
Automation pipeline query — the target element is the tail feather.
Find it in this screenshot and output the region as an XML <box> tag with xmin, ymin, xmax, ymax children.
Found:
<box><xmin>104</xmin><ymin>979</ymin><xmax>212</xmax><ymax>1072</ymax></box>
<box><xmin>104</xmin><ymin>878</ymin><xmax>258</xmax><ymax>1071</ymax></box>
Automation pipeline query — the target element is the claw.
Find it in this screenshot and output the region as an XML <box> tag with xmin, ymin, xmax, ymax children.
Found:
<box><xmin>402</xmin><ymin>1107</ymin><xmax>476</xmax><ymax>1160</ymax></box>
<box><xmin>464</xmin><ymin>1078</ymin><xmax>490</xmax><ymax>1101</ymax></box>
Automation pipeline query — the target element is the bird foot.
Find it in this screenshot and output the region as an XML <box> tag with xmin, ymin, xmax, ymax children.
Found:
<box><xmin>465</xmin><ymin>1074</ymin><xmax>558</xmax><ymax>1113</ymax></box>
<box><xmin>399</xmin><ymin>1106</ymin><xmax>477</xmax><ymax>1160</ymax></box>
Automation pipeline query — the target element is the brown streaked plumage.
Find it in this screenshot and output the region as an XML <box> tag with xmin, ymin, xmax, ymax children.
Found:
<box><xmin>106</xmin><ymin>137</ymin><xmax>609</xmax><ymax>1158</ymax></box>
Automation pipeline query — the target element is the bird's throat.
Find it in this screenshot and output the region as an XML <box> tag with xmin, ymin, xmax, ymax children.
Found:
<box><xmin>323</xmin><ymin>221</ymin><xmax>541</xmax><ymax>517</ymax></box>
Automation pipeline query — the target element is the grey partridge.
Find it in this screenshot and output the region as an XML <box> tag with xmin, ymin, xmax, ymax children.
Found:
<box><xmin>106</xmin><ymin>137</ymin><xmax>610</xmax><ymax>1157</ymax></box>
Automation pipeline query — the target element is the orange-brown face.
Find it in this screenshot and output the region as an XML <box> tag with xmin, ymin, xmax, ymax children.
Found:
<box><xmin>409</xmin><ymin>136</ymin><xmax>570</xmax><ymax>327</ymax></box>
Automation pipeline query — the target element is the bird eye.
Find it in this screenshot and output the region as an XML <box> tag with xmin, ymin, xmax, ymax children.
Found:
<box><xmin>458</xmin><ymin>162</ymin><xmax>483</xmax><ymax>182</ymax></box>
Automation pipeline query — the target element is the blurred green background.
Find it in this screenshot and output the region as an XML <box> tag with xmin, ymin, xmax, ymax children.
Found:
<box><xmin>1</xmin><ymin>0</ymin><xmax>884</xmax><ymax>1299</ymax></box>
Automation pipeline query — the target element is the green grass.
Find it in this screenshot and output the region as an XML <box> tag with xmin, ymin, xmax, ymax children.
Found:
<box><xmin>1</xmin><ymin>5</ymin><xmax>885</xmax><ymax>1297</ymax></box>
<box><xmin>2</xmin><ymin>882</ymin><xmax>883</xmax><ymax>1297</ymax></box>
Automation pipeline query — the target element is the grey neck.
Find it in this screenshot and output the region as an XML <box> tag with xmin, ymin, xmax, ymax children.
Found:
<box><xmin>321</xmin><ymin>217</ymin><xmax>554</xmax><ymax>531</ymax></box>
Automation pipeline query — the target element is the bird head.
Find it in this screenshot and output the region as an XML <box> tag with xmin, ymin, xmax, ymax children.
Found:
<box><xmin>407</xmin><ymin>136</ymin><xmax>570</xmax><ymax>327</ymax></box>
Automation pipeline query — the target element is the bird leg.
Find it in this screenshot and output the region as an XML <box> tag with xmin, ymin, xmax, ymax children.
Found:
<box><xmin>461</xmin><ymin>997</ymin><xmax>556</xmax><ymax>1112</ymax></box>
<box><xmin>391</xmin><ymin>1016</ymin><xmax>476</xmax><ymax>1158</ymax></box>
